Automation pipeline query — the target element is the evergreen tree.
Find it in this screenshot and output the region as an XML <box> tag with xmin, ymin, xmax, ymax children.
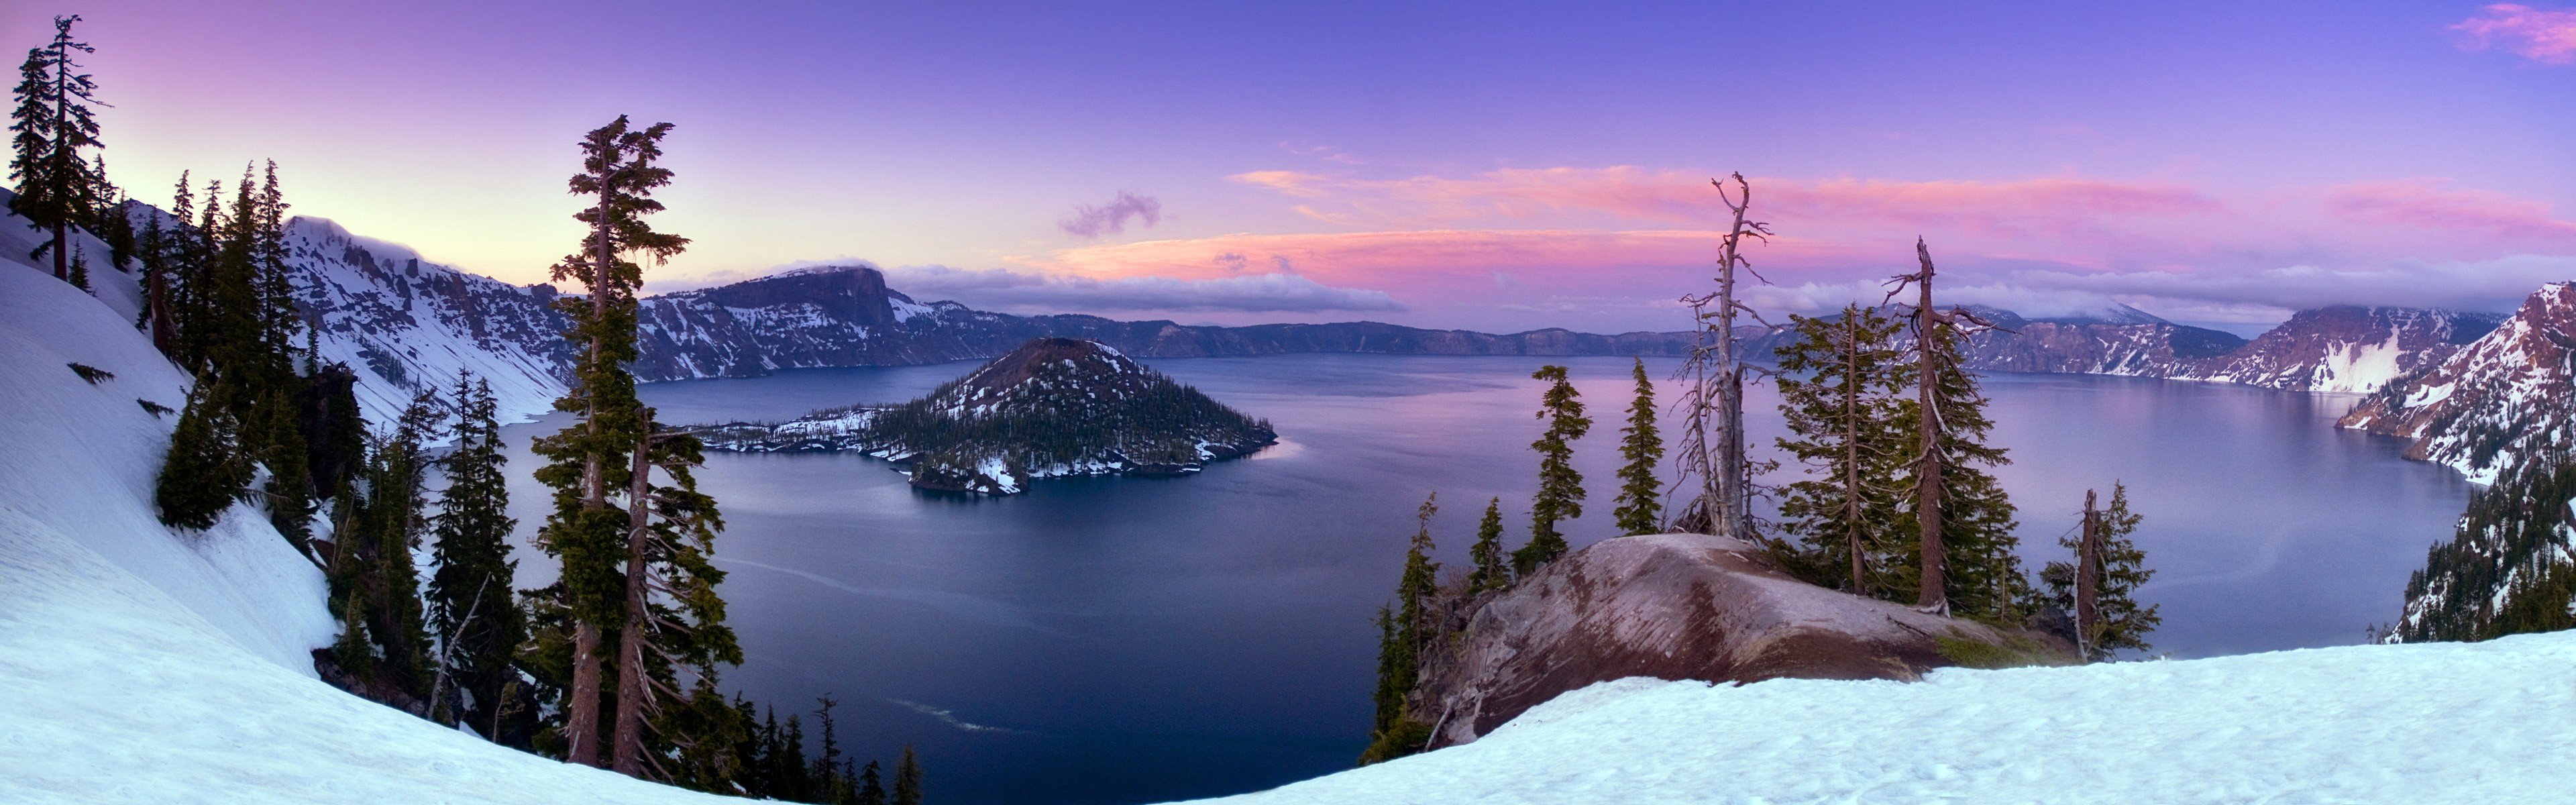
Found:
<box><xmin>613</xmin><ymin>411</ymin><xmax>741</xmax><ymax>776</ymax></box>
<box><xmin>428</xmin><ymin>374</ymin><xmax>523</xmax><ymax>733</ymax></box>
<box><xmin>856</xmin><ymin>760</ymin><xmax>888</xmax><ymax>805</ymax></box>
<box><xmin>1890</xmin><ymin>323</ymin><xmax>2027</xmax><ymax>622</ymax></box>
<box><xmin>1464</xmin><ymin>497</ymin><xmax>1507</xmax><ymax>594</ymax></box>
<box><xmin>2042</xmin><ymin>483</ymin><xmax>2158</xmax><ymax>659</ymax></box>
<box><xmin>812</xmin><ymin>696</ymin><xmax>845</xmax><ymax>801</ymax></box>
<box><xmin>1361</xmin><ymin>494</ymin><xmax>1446</xmax><ymax>765</ymax></box>
<box><xmin>1612</xmin><ymin>359</ymin><xmax>1665</xmax><ymax>535</ymax></box>
<box><xmin>155</xmin><ymin>382</ymin><xmax>250</xmax><ymax>530</ymax></box>
<box><xmin>1513</xmin><ymin>365</ymin><xmax>1590</xmax><ymax>576</ymax></box>
<box><xmin>529</xmin><ymin>115</ymin><xmax>687</xmax><ymax>767</ymax></box>
<box><xmin>1772</xmin><ymin>305</ymin><xmax>1908</xmax><ymax>596</ymax></box>
<box><xmin>327</xmin><ymin>394</ymin><xmax>445</xmax><ymax>702</ymax></box>
<box><xmin>7</xmin><ymin>15</ymin><xmax>104</xmax><ymax>283</ymax></box>
<box><xmin>892</xmin><ymin>744</ymin><xmax>923</xmax><ymax>805</ymax></box>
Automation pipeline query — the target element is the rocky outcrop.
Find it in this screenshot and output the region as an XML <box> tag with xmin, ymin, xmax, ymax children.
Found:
<box><xmin>1411</xmin><ymin>533</ymin><xmax>2076</xmax><ymax>749</ymax></box>
<box><xmin>2342</xmin><ymin>284</ymin><xmax>2576</xmax><ymax>484</ymax></box>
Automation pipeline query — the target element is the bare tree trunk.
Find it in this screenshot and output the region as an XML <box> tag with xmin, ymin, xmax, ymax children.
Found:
<box><xmin>146</xmin><ymin>264</ymin><xmax>173</xmax><ymax>356</ymax></box>
<box><xmin>2076</xmin><ymin>489</ymin><xmax>2102</xmax><ymax>659</ymax></box>
<box><xmin>1912</xmin><ymin>243</ymin><xmax>1947</xmax><ymax>614</ymax></box>
<box><xmin>567</xmin><ymin>625</ymin><xmax>603</xmax><ymax>764</ymax></box>
<box><xmin>52</xmin><ymin>223</ymin><xmax>68</xmax><ymax>280</ymax></box>
<box><xmin>611</xmin><ymin>414</ymin><xmax>655</xmax><ymax>777</ymax></box>
<box><xmin>1841</xmin><ymin>330</ymin><xmax>1866</xmax><ymax>593</ymax></box>
<box><xmin>566</xmin><ymin>183</ymin><xmax>619</xmax><ymax>769</ymax></box>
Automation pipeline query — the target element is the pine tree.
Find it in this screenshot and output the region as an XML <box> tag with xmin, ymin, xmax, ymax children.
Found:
<box><xmin>1890</xmin><ymin>321</ymin><xmax>2027</xmax><ymax>622</ymax></box>
<box><xmin>326</xmin><ymin>394</ymin><xmax>445</xmax><ymax>704</ymax></box>
<box><xmin>892</xmin><ymin>744</ymin><xmax>923</xmax><ymax>805</ymax></box>
<box><xmin>612</xmin><ymin>410</ymin><xmax>741</xmax><ymax>777</ymax></box>
<box><xmin>1513</xmin><ymin>365</ymin><xmax>1590</xmax><ymax>577</ymax></box>
<box><xmin>1361</xmin><ymin>493</ymin><xmax>1445</xmax><ymax>763</ymax></box>
<box><xmin>1464</xmin><ymin>497</ymin><xmax>1507</xmax><ymax>594</ymax></box>
<box><xmin>7</xmin><ymin>15</ymin><xmax>105</xmax><ymax>283</ymax></box>
<box><xmin>2043</xmin><ymin>483</ymin><xmax>2158</xmax><ymax>659</ymax></box>
<box><xmin>156</xmin><ymin>382</ymin><xmax>251</xmax><ymax>530</ymax></box>
<box><xmin>530</xmin><ymin>115</ymin><xmax>687</xmax><ymax>768</ymax></box>
<box><xmin>1613</xmin><ymin>358</ymin><xmax>1664</xmax><ymax>535</ymax></box>
<box><xmin>428</xmin><ymin>374</ymin><xmax>523</xmax><ymax>733</ymax></box>
<box><xmin>855</xmin><ymin>760</ymin><xmax>888</xmax><ymax>805</ymax></box>
<box><xmin>1772</xmin><ymin>305</ymin><xmax>1908</xmax><ymax>596</ymax></box>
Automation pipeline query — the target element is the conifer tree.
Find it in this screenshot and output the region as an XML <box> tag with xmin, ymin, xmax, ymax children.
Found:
<box><xmin>156</xmin><ymin>382</ymin><xmax>250</xmax><ymax>529</ymax></box>
<box><xmin>1465</xmin><ymin>497</ymin><xmax>1507</xmax><ymax>594</ymax></box>
<box><xmin>1513</xmin><ymin>365</ymin><xmax>1590</xmax><ymax>576</ymax></box>
<box><xmin>611</xmin><ymin>410</ymin><xmax>741</xmax><ymax>776</ymax></box>
<box><xmin>1613</xmin><ymin>359</ymin><xmax>1665</xmax><ymax>535</ymax></box>
<box><xmin>2043</xmin><ymin>483</ymin><xmax>2158</xmax><ymax>659</ymax></box>
<box><xmin>1361</xmin><ymin>493</ymin><xmax>1443</xmax><ymax>764</ymax></box>
<box><xmin>1888</xmin><ymin>311</ymin><xmax>2027</xmax><ymax>621</ymax></box>
<box><xmin>327</xmin><ymin>394</ymin><xmax>444</xmax><ymax>702</ymax></box>
<box><xmin>1673</xmin><ymin>173</ymin><xmax>1772</xmax><ymax>537</ymax></box>
<box><xmin>8</xmin><ymin>15</ymin><xmax>105</xmax><ymax>283</ymax></box>
<box><xmin>1772</xmin><ymin>304</ymin><xmax>1908</xmax><ymax>595</ymax></box>
<box><xmin>428</xmin><ymin>374</ymin><xmax>523</xmax><ymax>732</ymax></box>
<box><xmin>856</xmin><ymin>760</ymin><xmax>888</xmax><ymax>805</ymax></box>
<box><xmin>892</xmin><ymin>745</ymin><xmax>924</xmax><ymax>805</ymax></box>
<box><xmin>531</xmin><ymin>115</ymin><xmax>687</xmax><ymax>767</ymax></box>
<box><xmin>1883</xmin><ymin>240</ymin><xmax>2023</xmax><ymax>618</ymax></box>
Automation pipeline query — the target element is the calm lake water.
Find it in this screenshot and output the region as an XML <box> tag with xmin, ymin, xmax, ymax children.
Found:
<box><xmin>492</xmin><ymin>355</ymin><xmax>2475</xmax><ymax>805</ymax></box>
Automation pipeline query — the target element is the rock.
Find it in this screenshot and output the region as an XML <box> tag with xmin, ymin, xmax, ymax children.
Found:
<box><xmin>1412</xmin><ymin>533</ymin><xmax>2077</xmax><ymax>749</ymax></box>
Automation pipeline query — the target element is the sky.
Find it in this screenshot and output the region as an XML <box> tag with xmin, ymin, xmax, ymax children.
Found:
<box><xmin>9</xmin><ymin>1</ymin><xmax>2576</xmax><ymax>335</ymax></box>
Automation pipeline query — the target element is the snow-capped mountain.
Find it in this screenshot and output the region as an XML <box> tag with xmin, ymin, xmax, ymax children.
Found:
<box><xmin>2186</xmin><ymin>305</ymin><xmax>2502</xmax><ymax>393</ymax></box>
<box><xmin>269</xmin><ymin>214</ymin><xmax>2510</xmax><ymax>431</ymax></box>
<box><xmin>2341</xmin><ymin>284</ymin><xmax>2576</xmax><ymax>484</ymax></box>
<box><xmin>285</xmin><ymin>219</ymin><xmax>576</xmax><ymax>427</ymax></box>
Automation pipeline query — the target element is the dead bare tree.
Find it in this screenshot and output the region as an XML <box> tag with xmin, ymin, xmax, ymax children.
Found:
<box><xmin>1671</xmin><ymin>172</ymin><xmax>1773</xmax><ymax>539</ymax></box>
<box><xmin>2076</xmin><ymin>488</ymin><xmax>2102</xmax><ymax>659</ymax></box>
<box><xmin>1882</xmin><ymin>238</ymin><xmax>2000</xmax><ymax>615</ymax></box>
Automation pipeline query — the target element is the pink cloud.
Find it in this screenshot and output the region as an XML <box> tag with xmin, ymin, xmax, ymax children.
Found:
<box><xmin>1229</xmin><ymin>168</ymin><xmax>2222</xmax><ymax>239</ymax></box>
<box><xmin>2453</xmin><ymin>4</ymin><xmax>2576</xmax><ymax>64</ymax></box>
<box><xmin>2326</xmin><ymin>179</ymin><xmax>2576</xmax><ymax>241</ymax></box>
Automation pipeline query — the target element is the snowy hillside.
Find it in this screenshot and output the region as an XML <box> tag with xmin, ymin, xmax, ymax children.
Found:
<box><xmin>283</xmin><ymin>217</ymin><xmax>573</xmax><ymax>427</ymax></box>
<box><xmin>2343</xmin><ymin>284</ymin><xmax>2576</xmax><ymax>483</ymax></box>
<box><xmin>1202</xmin><ymin>633</ymin><xmax>2576</xmax><ymax>804</ymax></box>
<box><xmin>0</xmin><ymin>259</ymin><xmax>727</xmax><ymax>803</ymax></box>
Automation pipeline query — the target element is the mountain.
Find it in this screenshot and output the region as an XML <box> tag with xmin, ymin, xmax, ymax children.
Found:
<box><xmin>691</xmin><ymin>337</ymin><xmax>1278</xmax><ymax>494</ymax></box>
<box><xmin>2340</xmin><ymin>284</ymin><xmax>2576</xmax><ymax>484</ymax></box>
<box><xmin>2186</xmin><ymin>305</ymin><xmax>2502</xmax><ymax>393</ymax></box>
<box><xmin>269</xmin><ymin>214</ymin><xmax>2507</xmax><ymax>429</ymax></box>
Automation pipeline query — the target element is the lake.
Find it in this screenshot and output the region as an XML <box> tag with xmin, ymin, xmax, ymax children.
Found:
<box><xmin>492</xmin><ymin>354</ymin><xmax>2477</xmax><ymax>804</ymax></box>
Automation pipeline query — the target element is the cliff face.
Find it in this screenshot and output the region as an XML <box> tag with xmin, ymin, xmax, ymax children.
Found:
<box><xmin>2341</xmin><ymin>284</ymin><xmax>2576</xmax><ymax>484</ymax></box>
<box><xmin>1410</xmin><ymin>533</ymin><xmax>2076</xmax><ymax>749</ymax></box>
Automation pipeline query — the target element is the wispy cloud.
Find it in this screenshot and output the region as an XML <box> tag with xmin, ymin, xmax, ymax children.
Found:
<box><xmin>887</xmin><ymin>264</ymin><xmax>1403</xmax><ymax>313</ymax></box>
<box><xmin>2326</xmin><ymin>178</ymin><xmax>2576</xmax><ymax>240</ymax></box>
<box><xmin>2453</xmin><ymin>3</ymin><xmax>2576</xmax><ymax>64</ymax></box>
<box><xmin>1057</xmin><ymin>191</ymin><xmax>1164</xmax><ymax>239</ymax></box>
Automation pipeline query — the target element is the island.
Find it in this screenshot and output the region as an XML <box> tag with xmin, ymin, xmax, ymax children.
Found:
<box><xmin>688</xmin><ymin>337</ymin><xmax>1279</xmax><ymax>494</ymax></box>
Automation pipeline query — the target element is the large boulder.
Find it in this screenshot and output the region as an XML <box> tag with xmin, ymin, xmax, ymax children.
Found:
<box><xmin>1414</xmin><ymin>533</ymin><xmax>2076</xmax><ymax>748</ymax></box>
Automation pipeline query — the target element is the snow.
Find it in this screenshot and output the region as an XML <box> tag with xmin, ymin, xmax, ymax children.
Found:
<box><xmin>1197</xmin><ymin>633</ymin><xmax>2576</xmax><ymax>804</ymax></box>
<box><xmin>2312</xmin><ymin>331</ymin><xmax>2406</xmax><ymax>393</ymax></box>
<box><xmin>0</xmin><ymin>258</ymin><xmax>731</xmax><ymax>803</ymax></box>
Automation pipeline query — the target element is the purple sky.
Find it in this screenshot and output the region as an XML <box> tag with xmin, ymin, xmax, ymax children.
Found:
<box><xmin>12</xmin><ymin>1</ymin><xmax>2576</xmax><ymax>333</ymax></box>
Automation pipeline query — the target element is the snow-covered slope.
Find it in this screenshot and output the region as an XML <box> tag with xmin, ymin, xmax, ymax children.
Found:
<box><xmin>2342</xmin><ymin>284</ymin><xmax>2576</xmax><ymax>483</ymax></box>
<box><xmin>285</xmin><ymin>217</ymin><xmax>573</xmax><ymax>427</ymax></box>
<box><xmin>2186</xmin><ymin>305</ymin><xmax>2500</xmax><ymax>394</ymax></box>
<box><xmin>0</xmin><ymin>260</ymin><xmax>724</xmax><ymax>803</ymax></box>
<box><xmin>1202</xmin><ymin>632</ymin><xmax>2576</xmax><ymax>804</ymax></box>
